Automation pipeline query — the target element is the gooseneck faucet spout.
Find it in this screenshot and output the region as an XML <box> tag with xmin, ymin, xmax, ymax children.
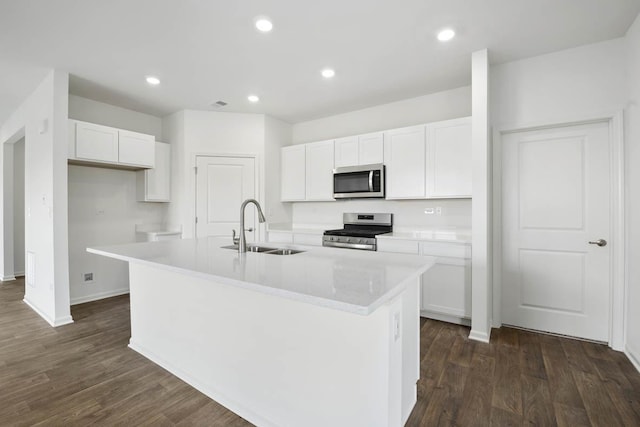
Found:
<box><xmin>239</xmin><ymin>199</ymin><xmax>266</xmax><ymax>253</ymax></box>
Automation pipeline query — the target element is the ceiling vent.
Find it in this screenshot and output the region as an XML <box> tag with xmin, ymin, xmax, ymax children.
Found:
<box><xmin>211</xmin><ymin>101</ymin><xmax>228</xmax><ymax>108</ymax></box>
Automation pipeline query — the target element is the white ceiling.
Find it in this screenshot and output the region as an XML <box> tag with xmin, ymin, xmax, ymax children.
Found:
<box><xmin>1</xmin><ymin>0</ymin><xmax>639</xmax><ymax>125</ymax></box>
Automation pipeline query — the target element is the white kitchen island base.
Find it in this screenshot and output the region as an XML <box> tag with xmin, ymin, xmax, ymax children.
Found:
<box><xmin>127</xmin><ymin>262</ymin><xmax>420</xmax><ymax>427</ymax></box>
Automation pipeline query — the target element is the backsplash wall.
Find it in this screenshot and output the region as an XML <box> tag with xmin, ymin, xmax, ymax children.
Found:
<box><xmin>291</xmin><ymin>199</ymin><xmax>471</xmax><ymax>230</ymax></box>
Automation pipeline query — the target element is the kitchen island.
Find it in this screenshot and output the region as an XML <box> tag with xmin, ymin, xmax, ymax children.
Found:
<box><xmin>88</xmin><ymin>237</ymin><xmax>434</xmax><ymax>427</ymax></box>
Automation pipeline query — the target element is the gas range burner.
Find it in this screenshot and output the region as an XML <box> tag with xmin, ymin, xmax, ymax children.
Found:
<box><xmin>323</xmin><ymin>213</ymin><xmax>392</xmax><ymax>251</ymax></box>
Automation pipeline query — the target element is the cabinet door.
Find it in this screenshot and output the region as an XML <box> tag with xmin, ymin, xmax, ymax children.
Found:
<box><xmin>421</xmin><ymin>258</ymin><xmax>471</xmax><ymax>318</ymax></box>
<box><xmin>119</xmin><ymin>130</ymin><xmax>155</xmax><ymax>167</ymax></box>
<box><xmin>305</xmin><ymin>140</ymin><xmax>335</xmax><ymax>201</ymax></box>
<box><xmin>383</xmin><ymin>126</ymin><xmax>426</xmax><ymax>199</ymax></box>
<box><xmin>334</xmin><ymin>136</ymin><xmax>359</xmax><ymax>168</ymax></box>
<box><xmin>281</xmin><ymin>145</ymin><xmax>306</xmax><ymax>201</ymax></box>
<box><xmin>426</xmin><ymin>117</ymin><xmax>472</xmax><ymax>198</ymax></box>
<box><xmin>139</xmin><ymin>142</ymin><xmax>170</xmax><ymax>202</ymax></box>
<box><xmin>75</xmin><ymin>121</ymin><xmax>119</xmax><ymax>162</ymax></box>
<box><xmin>358</xmin><ymin>132</ymin><xmax>383</xmax><ymax>165</ymax></box>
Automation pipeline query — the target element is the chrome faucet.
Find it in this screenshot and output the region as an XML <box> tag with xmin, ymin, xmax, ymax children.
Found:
<box><xmin>238</xmin><ymin>199</ymin><xmax>266</xmax><ymax>253</ymax></box>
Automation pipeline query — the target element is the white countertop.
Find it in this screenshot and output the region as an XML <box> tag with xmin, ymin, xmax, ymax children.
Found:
<box><xmin>88</xmin><ymin>237</ymin><xmax>434</xmax><ymax>316</ymax></box>
<box><xmin>377</xmin><ymin>229</ymin><xmax>471</xmax><ymax>243</ymax></box>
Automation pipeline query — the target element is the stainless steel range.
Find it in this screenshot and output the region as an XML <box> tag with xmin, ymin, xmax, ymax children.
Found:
<box><xmin>322</xmin><ymin>213</ymin><xmax>393</xmax><ymax>251</ymax></box>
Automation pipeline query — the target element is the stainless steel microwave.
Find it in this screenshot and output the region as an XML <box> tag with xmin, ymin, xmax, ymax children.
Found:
<box><xmin>333</xmin><ymin>164</ymin><xmax>385</xmax><ymax>199</ymax></box>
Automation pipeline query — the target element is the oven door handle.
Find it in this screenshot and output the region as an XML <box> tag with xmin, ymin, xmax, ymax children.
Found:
<box><xmin>368</xmin><ymin>170</ymin><xmax>374</xmax><ymax>192</ymax></box>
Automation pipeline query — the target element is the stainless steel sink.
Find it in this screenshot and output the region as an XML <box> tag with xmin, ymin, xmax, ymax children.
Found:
<box><xmin>265</xmin><ymin>248</ymin><xmax>304</xmax><ymax>256</ymax></box>
<box><xmin>221</xmin><ymin>245</ymin><xmax>304</xmax><ymax>255</ymax></box>
<box><xmin>221</xmin><ymin>244</ymin><xmax>276</xmax><ymax>253</ymax></box>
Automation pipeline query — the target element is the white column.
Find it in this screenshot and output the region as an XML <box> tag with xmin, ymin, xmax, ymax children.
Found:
<box><xmin>470</xmin><ymin>49</ymin><xmax>492</xmax><ymax>343</ymax></box>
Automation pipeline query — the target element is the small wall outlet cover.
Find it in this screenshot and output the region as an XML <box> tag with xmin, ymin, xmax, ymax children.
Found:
<box><xmin>436</xmin><ymin>207</ymin><xmax>442</xmax><ymax>215</ymax></box>
<box><xmin>82</xmin><ymin>272</ymin><xmax>94</xmax><ymax>284</ymax></box>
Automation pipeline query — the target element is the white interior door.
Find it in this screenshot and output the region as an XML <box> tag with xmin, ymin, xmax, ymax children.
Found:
<box><xmin>501</xmin><ymin>121</ymin><xmax>611</xmax><ymax>342</ymax></box>
<box><xmin>196</xmin><ymin>156</ymin><xmax>257</xmax><ymax>240</ymax></box>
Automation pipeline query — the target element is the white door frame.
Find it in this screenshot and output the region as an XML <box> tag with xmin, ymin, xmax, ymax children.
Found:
<box><xmin>492</xmin><ymin>111</ymin><xmax>625</xmax><ymax>350</ymax></box>
<box><xmin>193</xmin><ymin>153</ymin><xmax>262</xmax><ymax>240</ymax></box>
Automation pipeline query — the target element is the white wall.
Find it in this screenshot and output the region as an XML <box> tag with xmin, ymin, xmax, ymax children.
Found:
<box><xmin>13</xmin><ymin>138</ymin><xmax>24</xmax><ymax>275</ymax></box>
<box><xmin>67</xmin><ymin>96</ymin><xmax>167</xmax><ymax>304</ymax></box>
<box><xmin>289</xmin><ymin>85</ymin><xmax>472</xmax><ymax>230</ymax></box>
<box><xmin>292</xmin><ymin>200</ymin><xmax>470</xmax><ymax>230</ymax></box>
<box><xmin>264</xmin><ymin>116</ymin><xmax>293</xmax><ymax>224</ymax></box>
<box><xmin>292</xmin><ymin>86</ymin><xmax>471</xmax><ymax>144</ymax></box>
<box><xmin>491</xmin><ymin>38</ymin><xmax>627</xmax><ymax>128</ymax></box>
<box><xmin>68</xmin><ymin>166</ymin><xmax>166</xmax><ymax>304</ymax></box>
<box><xmin>164</xmin><ymin>110</ymin><xmax>269</xmax><ymax>239</ymax></box>
<box><xmin>625</xmin><ymin>14</ymin><xmax>640</xmax><ymax>369</ymax></box>
<box><xmin>0</xmin><ymin>70</ymin><xmax>72</xmax><ymax>326</ymax></box>
<box><xmin>69</xmin><ymin>95</ymin><xmax>163</xmax><ymax>139</ymax></box>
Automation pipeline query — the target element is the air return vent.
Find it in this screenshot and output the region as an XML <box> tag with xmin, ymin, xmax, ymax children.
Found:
<box><xmin>211</xmin><ymin>101</ymin><xmax>228</xmax><ymax>108</ymax></box>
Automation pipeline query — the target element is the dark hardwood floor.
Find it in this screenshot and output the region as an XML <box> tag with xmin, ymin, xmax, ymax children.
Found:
<box><xmin>1</xmin><ymin>278</ymin><xmax>639</xmax><ymax>426</ymax></box>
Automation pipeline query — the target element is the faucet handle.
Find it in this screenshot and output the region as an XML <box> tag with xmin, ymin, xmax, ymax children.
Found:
<box><xmin>232</xmin><ymin>229</ymin><xmax>239</xmax><ymax>245</ymax></box>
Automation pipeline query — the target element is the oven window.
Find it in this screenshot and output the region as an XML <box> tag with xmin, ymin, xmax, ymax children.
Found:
<box><xmin>334</xmin><ymin>171</ymin><xmax>371</xmax><ymax>193</ymax></box>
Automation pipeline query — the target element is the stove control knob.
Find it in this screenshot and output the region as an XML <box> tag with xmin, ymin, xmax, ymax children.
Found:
<box><xmin>346</xmin><ymin>237</ymin><xmax>351</xmax><ymax>243</ymax></box>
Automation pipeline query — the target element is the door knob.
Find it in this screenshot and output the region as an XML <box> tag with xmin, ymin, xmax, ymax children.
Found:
<box><xmin>588</xmin><ymin>239</ymin><xmax>607</xmax><ymax>247</ymax></box>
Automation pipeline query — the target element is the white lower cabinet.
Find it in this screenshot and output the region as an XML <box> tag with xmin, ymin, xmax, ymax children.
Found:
<box><xmin>421</xmin><ymin>257</ymin><xmax>471</xmax><ymax>319</ymax></box>
<box><xmin>377</xmin><ymin>238</ymin><xmax>471</xmax><ymax>324</ymax></box>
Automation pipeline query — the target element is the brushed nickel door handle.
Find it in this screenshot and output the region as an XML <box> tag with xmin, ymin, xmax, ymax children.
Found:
<box><xmin>588</xmin><ymin>239</ymin><xmax>607</xmax><ymax>247</ymax></box>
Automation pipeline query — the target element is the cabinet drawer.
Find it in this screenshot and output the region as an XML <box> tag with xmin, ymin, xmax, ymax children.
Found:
<box><xmin>419</xmin><ymin>242</ymin><xmax>470</xmax><ymax>259</ymax></box>
<box><xmin>376</xmin><ymin>239</ymin><xmax>419</xmax><ymax>255</ymax></box>
<box><xmin>293</xmin><ymin>233</ymin><xmax>323</xmax><ymax>246</ymax></box>
<box><xmin>268</xmin><ymin>232</ymin><xmax>294</xmax><ymax>244</ymax></box>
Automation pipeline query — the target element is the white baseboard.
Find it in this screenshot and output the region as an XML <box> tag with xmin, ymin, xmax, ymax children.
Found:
<box><xmin>2</xmin><ymin>275</ymin><xmax>16</xmax><ymax>282</ymax></box>
<box><xmin>14</xmin><ymin>270</ymin><xmax>24</xmax><ymax>277</ymax></box>
<box><xmin>128</xmin><ymin>339</ymin><xmax>277</xmax><ymax>427</ymax></box>
<box><xmin>468</xmin><ymin>329</ymin><xmax>491</xmax><ymax>343</ymax></box>
<box><xmin>421</xmin><ymin>311</ymin><xmax>471</xmax><ymax>326</ymax></box>
<box><xmin>23</xmin><ymin>297</ymin><xmax>74</xmax><ymax>327</ymax></box>
<box><xmin>625</xmin><ymin>343</ymin><xmax>640</xmax><ymax>374</ymax></box>
<box><xmin>70</xmin><ymin>288</ymin><xmax>129</xmax><ymax>305</ymax></box>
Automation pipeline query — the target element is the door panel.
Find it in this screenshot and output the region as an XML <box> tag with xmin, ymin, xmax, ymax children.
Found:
<box><xmin>502</xmin><ymin>121</ymin><xmax>610</xmax><ymax>342</ymax></box>
<box><xmin>196</xmin><ymin>156</ymin><xmax>256</xmax><ymax>240</ymax></box>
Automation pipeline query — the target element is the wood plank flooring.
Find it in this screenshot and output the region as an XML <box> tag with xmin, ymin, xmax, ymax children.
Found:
<box><xmin>1</xmin><ymin>278</ymin><xmax>639</xmax><ymax>426</ymax></box>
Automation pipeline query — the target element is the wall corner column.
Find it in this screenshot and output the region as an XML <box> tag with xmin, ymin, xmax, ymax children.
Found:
<box><xmin>470</xmin><ymin>49</ymin><xmax>493</xmax><ymax>343</ymax></box>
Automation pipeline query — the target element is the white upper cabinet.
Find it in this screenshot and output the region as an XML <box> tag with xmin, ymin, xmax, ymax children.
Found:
<box><xmin>305</xmin><ymin>140</ymin><xmax>335</xmax><ymax>201</ymax></box>
<box><xmin>426</xmin><ymin>117</ymin><xmax>472</xmax><ymax>198</ymax></box>
<box><xmin>334</xmin><ymin>132</ymin><xmax>383</xmax><ymax>167</ymax></box>
<box><xmin>334</xmin><ymin>136</ymin><xmax>359</xmax><ymax>168</ymax></box>
<box><xmin>118</xmin><ymin>130</ymin><xmax>155</xmax><ymax>167</ymax></box>
<box><xmin>384</xmin><ymin>125</ymin><xmax>426</xmax><ymax>199</ymax></box>
<box><xmin>74</xmin><ymin>121</ymin><xmax>119</xmax><ymax>162</ymax></box>
<box><xmin>281</xmin><ymin>145</ymin><xmax>306</xmax><ymax>201</ymax></box>
<box><xmin>69</xmin><ymin>120</ymin><xmax>155</xmax><ymax>170</ymax></box>
<box><xmin>358</xmin><ymin>132</ymin><xmax>384</xmax><ymax>165</ymax></box>
<box><xmin>137</xmin><ymin>141</ymin><xmax>170</xmax><ymax>202</ymax></box>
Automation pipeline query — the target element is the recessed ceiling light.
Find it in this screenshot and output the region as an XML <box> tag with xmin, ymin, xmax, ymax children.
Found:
<box><xmin>321</xmin><ymin>68</ymin><xmax>335</xmax><ymax>79</ymax></box>
<box><xmin>437</xmin><ymin>28</ymin><xmax>455</xmax><ymax>42</ymax></box>
<box><xmin>145</xmin><ymin>76</ymin><xmax>160</xmax><ymax>85</ymax></box>
<box><xmin>248</xmin><ymin>95</ymin><xmax>260</xmax><ymax>103</ymax></box>
<box><xmin>255</xmin><ymin>18</ymin><xmax>273</xmax><ymax>32</ymax></box>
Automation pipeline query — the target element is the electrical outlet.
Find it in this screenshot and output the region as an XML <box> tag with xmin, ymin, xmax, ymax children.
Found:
<box><xmin>83</xmin><ymin>272</ymin><xmax>94</xmax><ymax>284</ymax></box>
<box><xmin>436</xmin><ymin>206</ymin><xmax>442</xmax><ymax>215</ymax></box>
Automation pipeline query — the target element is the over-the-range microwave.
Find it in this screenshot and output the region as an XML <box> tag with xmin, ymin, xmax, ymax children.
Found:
<box><xmin>333</xmin><ymin>163</ymin><xmax>385</xmax><ymax>199</ymax></box>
